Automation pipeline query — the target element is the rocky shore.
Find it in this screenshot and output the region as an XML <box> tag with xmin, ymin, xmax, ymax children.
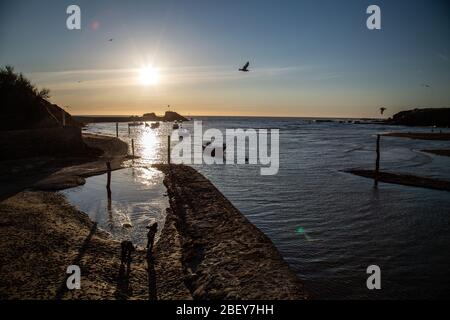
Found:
<box><xmin>74</xmin><ymin>111</ymin><xmax>188</xmax><ymax>124</ymax></box>
<box><xmin>387</xmin><ymin>108</ymin><xmax>450</xmax><ymax>127</ymax></box>
<box><xmin>153</xmin><ymin>164</ymin><xmax>308</xmax><ymax>300</ymax></box>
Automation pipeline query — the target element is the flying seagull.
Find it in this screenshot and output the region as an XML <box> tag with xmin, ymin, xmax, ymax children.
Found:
<box><xmin>421</xmin><ymin>83</ymin><xmax>431</xmax><ymax>88</ymax></box>
<box><xmin>379</xmin><ymin>107</ymin><xmax>386</xmax><ymax>115</ymax></box>
<box><xmin>108</xmin><ymin>38</ymin><xmax>114</xmax><ymax>42</ymax></box>
<box><xmin>239</xmin><ymin>61</ymin><xmax>250</xmax><ymax>72</ymax></box>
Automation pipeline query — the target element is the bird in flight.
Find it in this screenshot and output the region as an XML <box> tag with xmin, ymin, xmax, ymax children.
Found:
<box><xmin>379</xmin><ymin>107</ymin><xmax>386</xmax><ymax>115</ymax></box>
<box><xmin>421</xmin><ymin>83</ymin><xmax>431</xmax><ymax>88</ymax></box>
<box><xmin>108</xmin><ymin>38</ymin><xmax>114</xmax><ymax>42</ymax></box>
<box><xmin>239</xmin><ymin>61</ymin><xmax>250</xmax><ymax>72</ymax></box>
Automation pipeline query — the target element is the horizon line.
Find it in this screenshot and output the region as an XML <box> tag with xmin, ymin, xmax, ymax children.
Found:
<box><xmin>73</xmin><ymin>113</ymin><xmax>387</xmax><ymax>120</ymax></box>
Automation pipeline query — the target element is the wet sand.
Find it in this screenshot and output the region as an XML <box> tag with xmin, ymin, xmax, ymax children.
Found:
<box><xmin>349</xmin><ymin>132</ymin><xmax>450</xmax><ymax>190</ymax></box>
<box><xmin>347</xmin><ymin>170</ymin><xmax>450</xmax><ymax>192</ymax></box>
<box><xmin>30</xmin><ymin>133</ymin><xmax>129</xmax><ymax>191</ymax></box>
<box><xmin>0</xmin><ymin>133</ymin><xmax>129</xmax><ymax>198</ymax></box>
<box><xmin>422</xmin><ymin>149</ymin><xmax>450</xmax><ymax>158</ymax></box>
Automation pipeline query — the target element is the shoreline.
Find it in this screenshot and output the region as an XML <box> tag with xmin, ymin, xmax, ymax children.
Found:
<box><xmin>0</xmin><ymin>134</ymin><xmax>307</xmax><ymax>299</ymax></box>
<box><xmin>382</xmin><ymin>132</ymin><xmax>450</xmax><ymax>141</ymax></box>
<box><xmin>421</xmin><ymin>149</ymin><xmax>450</xmax><ymax>158</ymax></box>
<box><xmin>28</xmin><ymin>133</ymin><xmax>129</xmax><ymax>191</ymax></box>
<box><xmin>347</xmin><ymin>169</ymin><xmax>450</xmax><ymax>192</ymax></box>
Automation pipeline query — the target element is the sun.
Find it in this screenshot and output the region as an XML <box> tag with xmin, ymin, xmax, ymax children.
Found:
<box><xmin>139</xmin><ymin>66</ymin><xmax>159</xmax><ymax>86</ymax></box>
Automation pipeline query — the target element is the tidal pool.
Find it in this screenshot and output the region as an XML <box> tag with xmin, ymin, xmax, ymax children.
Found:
<box><xmin>62</xmin><ymin>167</ymin><xmax>168</xmax><ymax>247</ymax></box>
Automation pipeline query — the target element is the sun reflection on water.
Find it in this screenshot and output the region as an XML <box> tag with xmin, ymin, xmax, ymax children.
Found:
<box><xmin>138</xmin><ymin>127</ymin><xmax>158</xmax><ymax>162</ymax></box>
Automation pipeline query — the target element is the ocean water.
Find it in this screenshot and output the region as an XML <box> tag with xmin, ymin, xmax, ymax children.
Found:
<box><xmin>82</xmin><ymin>117</ymin><xmax>450</xmax><ymax>299</ymax></box>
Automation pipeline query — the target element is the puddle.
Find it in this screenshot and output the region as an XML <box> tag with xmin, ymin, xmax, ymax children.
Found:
<box><xmin>61</xmin><ymin>167</ymin><xmax>168</xmax><ymax>247</ymax></box>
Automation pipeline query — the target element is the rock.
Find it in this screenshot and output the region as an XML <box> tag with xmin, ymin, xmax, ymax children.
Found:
<box><xmin>142</xmin><ymin>111</ymin><xmax>188</xmax><ymax>122</ymax></box>
<box><xmin>388</xmin><ymin>108</ymin><xmax>450</xmax><ymax>127</ymax></box>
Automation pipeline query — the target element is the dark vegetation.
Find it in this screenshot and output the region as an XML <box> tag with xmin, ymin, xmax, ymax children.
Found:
<box><xmin>0</xmin><ymin>65</ymin><xmax>81</xmax><ymax>131</ymax></box>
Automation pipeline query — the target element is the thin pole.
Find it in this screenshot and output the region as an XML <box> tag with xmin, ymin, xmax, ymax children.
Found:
<box><xmin>168</xmin><ymin>135</ymin><xmax>171</xmax><ymax>164</ymax></box>
<box><xmin>106</xmin><ymin>161</ymin><xmax>112</xmax><ymax>190</ymax></box>
<box><xmin>375</xmin><ymin>134</ymin><xmax>380</xmax><ymax>187</ymax></box>
<box><xmin>131</xmin><ymin>139</ymin><xmax>135</xmax><ymax>158</ymax></box>
<box><xmin>106</xmin><ymin>162</ymin><xmax>112</xmax><ymax>211</ymax></box>
<box><xmin>128</xmin><ymin>124</ymin><xmax>131</xmax><ymax>135</ymax></box>
<box><xmin>116</xmin><ymin>122</ymin><xmax>119</xmax><ymax>138</ymax></box>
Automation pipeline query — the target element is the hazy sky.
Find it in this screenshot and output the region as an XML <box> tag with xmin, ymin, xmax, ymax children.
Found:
<box><xmin>1</xmin><ymin>0</ymin><xmax>449</xmax><ymax>117</ymax></box>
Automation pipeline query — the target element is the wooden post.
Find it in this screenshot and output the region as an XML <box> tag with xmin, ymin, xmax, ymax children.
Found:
<box><xmin>168</xmin><ymin>135</ymin><xmax>171</xmax><ymax>164</ymax></box>
<box><xmin>374</xmin><ymin>134</ymin><xmax>380</xmax><ymax>187</ymax></box>
<box><xmin>128</xmin><ymin>124</ymin><xmax>131</xmax><ymax>135</ymax></box>
<box><xmin>131</xmin><ymin>139</ymin><xmax>135</xmax><ymax>158</ymax></box>
<box><xmin>106</xmin><ymin>161</ymin><xmax>112</xmax><ymax>190</ymax></box>
<box><xmin>116</xmin><ymin>122</ymin><xmax>119</xmax><ymax>138</ymax></box>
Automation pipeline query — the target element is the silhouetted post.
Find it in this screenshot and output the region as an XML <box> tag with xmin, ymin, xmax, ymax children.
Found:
<box><xmin>374</xmin><ymin>134</ymin><xmax>380</xmax><ymax>187</ymax></box>
<box><xmin>106</xmin><ymin>161</ymin><xmax>112</xmax><ymax>192</ymax></box>
<box><xmin>116</xmin><ymin>122</ymin><xmax>119</xmax><ymax>137</ymax></box>
<box><xmin>131</xmin><ymin>139</ymin><xmax>135</xmax><ymax>158</ymax></box>
<box><xmin>128</xmin><ymin>124</ymin><xmax>131</xmax><ymax>135</ymax></box>
<box><xmin>168</xmin><ymin>135</ymin><xmax>171</xmax><ymax>164</ymax></box>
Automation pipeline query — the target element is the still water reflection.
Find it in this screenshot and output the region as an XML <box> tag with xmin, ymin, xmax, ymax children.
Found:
<box><xmin>62</xmin><ymin>167</ymin><xmax>168</xmax><ymax>247</ymax></box>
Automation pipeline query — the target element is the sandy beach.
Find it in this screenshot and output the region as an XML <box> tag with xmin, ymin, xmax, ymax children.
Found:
<box><xmin>0</xmin><ymin>191</ymin><xmax>149</xmax><ymax>299</ymax></box>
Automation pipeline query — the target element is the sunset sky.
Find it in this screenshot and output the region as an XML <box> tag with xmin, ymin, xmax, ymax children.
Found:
<box><xmin>1</xmin><ymin>0</ymin><xmax>449</xmax><ymax>118</ymax></box>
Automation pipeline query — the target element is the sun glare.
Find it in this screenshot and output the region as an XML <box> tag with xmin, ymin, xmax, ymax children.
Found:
<box><xmin>139</xmin><ymin>66</ymin><xmax>159</xmax><ymax>86</ymax></box>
